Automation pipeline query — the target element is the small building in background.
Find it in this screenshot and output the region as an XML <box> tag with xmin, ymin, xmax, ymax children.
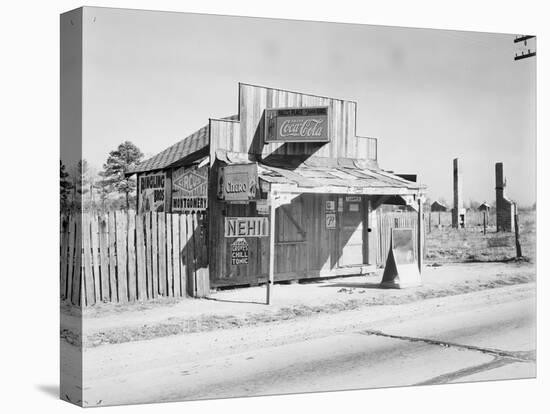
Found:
<box><xmin>495</xmin><ymin>162</ymin><xmax>515</xmax><ymax>232</ymax></box>
<box><xmin>430</xmin><ymin>200</ymin><xmax>448</xmax><ymax>212</ymax></box>
<box><xmin>478</xmin><ymin>202</ymin><xmax>491</xmax><ymax>212</ymax></box>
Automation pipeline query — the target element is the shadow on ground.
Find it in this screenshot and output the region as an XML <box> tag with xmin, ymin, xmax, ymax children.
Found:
<box><xmin>36</xmin><ymin>384</ymin><xmax>58</xmax><ymax>399</ymax></box>
<box><xmin>320</xmin><ymin>282</ymin><xmax>382</xmax><ymax>289</ymax></box>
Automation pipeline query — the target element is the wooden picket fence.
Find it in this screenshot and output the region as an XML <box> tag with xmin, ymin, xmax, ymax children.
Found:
<box><xmin>60</xmin><ymin>210</ymin><xmax>209</xmax><ymax>307</ymax></box>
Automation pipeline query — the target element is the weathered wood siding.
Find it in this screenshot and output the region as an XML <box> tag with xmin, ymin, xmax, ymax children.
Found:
<box><xmin>209</xmin><ymin>193</ymin><xmax>373</xmax><ymax>287</ymax></box>
<box><xmin>235</xmin><ymin>83</ymin><xmax>374</xmax><ymax>160</ymax></box>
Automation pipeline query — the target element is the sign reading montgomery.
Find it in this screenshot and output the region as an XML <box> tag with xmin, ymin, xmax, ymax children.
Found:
<box><xmin>224</xmin><ymin>217</ymin><xmax>269</xmax><ymax>238</ymax></box>
<box><xmin>264</xmin><ymin>106</ymin><xmax>330</xmax><ymax>143</ymax></box>
<box><xmin>218</xmin><ymin>164</ymin><xmax>258</xmax><ymax>201</ymax></box>
<box><xmin>172</xmin><ymin>165</ymin><xmax>208</xmax><ymax>212</ymax></box>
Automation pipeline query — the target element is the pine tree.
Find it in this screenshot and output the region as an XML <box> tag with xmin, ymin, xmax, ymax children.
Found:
<box><xmin>101</xmin><ymin>141</ymin><xmax>144</xmax><ymax>210</ymax></box>
<box><xmin>60</xmin><ymin>161</ymin><xmax>73</xmax><ymax>212</ymax></box>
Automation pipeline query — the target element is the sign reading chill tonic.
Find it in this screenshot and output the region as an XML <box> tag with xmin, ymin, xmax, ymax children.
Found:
<box><xmin>224</xmin><ymin>217</ymin><xmax>269</xmax><ymax>238</ymax></box>
<box><xmin>264</xmin><ymin>106</ymin><xmax>330</xmax><ymax>143</ymax></box>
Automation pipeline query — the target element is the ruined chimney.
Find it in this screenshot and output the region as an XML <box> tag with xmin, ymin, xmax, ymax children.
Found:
<box><xmin>495</xmin><ymin>162</ymin><xmax>514</xmax><ymax>232</ymax></box>
<box><xmin>452</xmin><ymin>158</ymin><xmax>464</xmax><ymax>228</ymax></box>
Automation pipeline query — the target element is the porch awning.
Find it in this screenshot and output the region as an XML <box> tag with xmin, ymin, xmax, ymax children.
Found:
<box><xmin>257</xmin><ymin>157</ymin><xmax>425</xmax><ymax>196</ymax></box>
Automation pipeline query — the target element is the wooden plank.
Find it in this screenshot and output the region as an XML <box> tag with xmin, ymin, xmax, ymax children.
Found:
<box><xmin>179</xmin><ymin>214</ymin><xmax>188</xmax><ymax>296</ymax></box>
<box><xmin>67</xmin><ymin>216</ymin><xmax>77</xmax><ymax>302</ymax></box>
<box><xmin>60</xmin><ymin>216</ymin><xmax>69</xmax><ymax>300</ymax></box>
<box><xmin>70</xmin><ymin>216</ymin><xmax>81</xmax><ymax>305</ymax></box>
<box><xmin>166</xmin><ymin>214</ymin><xmax>173</xmax><ymax>297</ymax></box>
<box><xmin>108</xmin><ymin>211</ymin><xmax>117</xmax><ymax>302</ymax></box>
<box><xmin>145</xmin><ymin>213</ymin><xmax>153</xmax><ymax>299</ymax></box>
<box><xmin>127</xmin><ymin>210</ymin><xmax>137</xmax><ymax>302</ymax></box>
<box><xmin>195</xmin><ymin>213</ymin><xmax>210</xmax><ymax>297</ymax></box>
<box><xmin>136</xmin><ymin>213</ymin><xmax>147</xmax><ymax>301</ymax></box>
<box><xmin>98</xmin><ymin>214</ymin><xmax>110</xmax><ymax>302</ymax></box>
<box><xmin>158</xmin><ymin>213</ymin><xmax>167</xmax><ymax>296</ymax></box>
<box><xmin>186</xmin><ymin>214</ymin><xmax>196</xmax><ymax>296</ymax></box>
<box><xmin>151</xmin><ymin>212</ymin><xmax>159</xmax><ymax>298</ymax></box>
<box><xmin>115</xmin><ymin>210</ymin><xmax>128</xmax><ymax>303</ymax></box>
<box><xmin>172</xmin><ymin>214</ymin><xmax>181</xmax><ymax>297</ymax></box>
<box><xmin>90</xmin><ymin>213</ymin><xmax>101</xmax><ymax>303</ymax></box>
<box><xmin>82</xmin><ymin>214</ymin><xmax>95</xmax><ymax>306</ymax></box>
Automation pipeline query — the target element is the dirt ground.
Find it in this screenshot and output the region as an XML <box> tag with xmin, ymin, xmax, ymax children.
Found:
<box><xmin>61</xmin><ymin>260</ymin><xmax>535</xmax><ymax>348</ymax></box>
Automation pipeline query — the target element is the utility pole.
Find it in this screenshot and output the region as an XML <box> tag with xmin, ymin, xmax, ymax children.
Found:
<box><xmin>514</xmin><ymin>35</ymin><xmax>536</xmax><ymax>61</ymax></box>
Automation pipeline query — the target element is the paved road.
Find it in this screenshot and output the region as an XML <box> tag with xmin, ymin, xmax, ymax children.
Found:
<box><xmin>80</xmin><ymin>284</ymin><xmax>536</xmax><ymax>406</ymax></box>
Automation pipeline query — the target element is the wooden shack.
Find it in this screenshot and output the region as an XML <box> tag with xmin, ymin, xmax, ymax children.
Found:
<box><xmin>128</xmin><ymin>83</ymin><xmax>426</xmax><ymax>293</ymax></box>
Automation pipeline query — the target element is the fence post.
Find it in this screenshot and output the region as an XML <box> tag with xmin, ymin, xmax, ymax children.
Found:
<box><xmin>417</xmin><ymin>198</ymin><xmax>424</xmax><ymax>274</ymax></box>
<box><xmin>514</xmin><ymin>206</ymin><xmax>522</xmax><ymax>258</ymax></box>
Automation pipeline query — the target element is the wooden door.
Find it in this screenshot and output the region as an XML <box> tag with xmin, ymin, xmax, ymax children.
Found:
<box><xmin>338</xmin><ymin>196</ymin><xmax>365</xmax><ymax>267</ymax></box>
<box><xmin>275</xmin><ymin>196</ymin><xmax>308</xmax><ymax>279</ymax></box>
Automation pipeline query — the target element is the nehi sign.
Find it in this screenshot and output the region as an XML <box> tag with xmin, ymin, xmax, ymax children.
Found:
<box><xmin>224</xmin><ymin>217</ymin><xmax>269</xmax><ymax>238</ymax></box>
<box><xmin>264</xmin><ymin>106</ymin><xmax>330</xmax><ymax>143</ymax></box>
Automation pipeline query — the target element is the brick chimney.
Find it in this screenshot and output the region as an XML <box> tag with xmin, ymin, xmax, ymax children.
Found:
<box><xmin>452</xmin><ymin>158</ymin><xmax>464</xmax><ymax>228</ymax></box>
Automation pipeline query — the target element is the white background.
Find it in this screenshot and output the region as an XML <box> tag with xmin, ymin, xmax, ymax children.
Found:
<box><xmin>0</xmin><ymin>0</ymin><xmax>547</xmax><ymax>413</ymax></box>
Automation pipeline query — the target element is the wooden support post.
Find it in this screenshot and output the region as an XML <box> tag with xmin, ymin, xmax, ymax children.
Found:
<box><xmin>417</xmin><ymin>197</ymin><xmax>424</xmax><ymax>274</ymax></box>
<box><xmin>428</xmin><ymin>211</ymin><xmax>431</xmax><ymax>233</ymax></box>
<box><xmin>514</xmin><ymin>205</ymin><xmax>522</xmax><ymax>258</ymax></box>
<box><xmin>266</xmin><ymin>192</ymin><xmax>276</xmax><ymax>305</ymax></box>
<box><xmin>483</xmin><ymin>211</ymin><xmax>487</xmax><ymax>235</ymax></box>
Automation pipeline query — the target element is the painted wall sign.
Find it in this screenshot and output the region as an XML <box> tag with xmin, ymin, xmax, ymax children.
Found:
<box><xmin>325</xmin><ymin>200</ymin><xmax>335</xmax><ymax>212</ymax></box>
<box><xmin>345</xmin><ymin>196</ymin><xmax>361</xmax><ymax>202</ymax></box>
<box><xmin>231</xmin><ymin>238</ymin><xmax>249</xmax><ymax>265</ymax></box>
<box><xmin>225</xmin><ymin>217</ymin><xmax>269</xmax><ymax>238</ymax></box>
<box><xmin>172</xmin><ymin>165</ymin><xmax>208</xmax><ymax>212</ymax></box>
<box><xmin>138</xmin><ymin>172</ymin><xmax>166</xmax><ymax>213</ymax></box>
<box><xmin>218</xmin><ymin>164</ymin><xmax>258</xmax><ymax>201</ymax></box>
<box><xmin>325</xmin><ymin>213</ymin><xmax>336</xmax><ymax>229</ymax></box>
<box><xmin>264</xmin><ymin>106</ymin><xmax>330</xmax><ymax>143</ymax></box>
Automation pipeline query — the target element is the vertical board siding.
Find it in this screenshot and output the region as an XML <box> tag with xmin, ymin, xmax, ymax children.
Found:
<box><xmin>235</xmin><ymin>84</ymin><xmax>367</xmax><ymax>160</ymax></box>
<box><xmin>61</xmin><ymin>210</ymin><xmax>206</xmax><ymax>306</ymax></box>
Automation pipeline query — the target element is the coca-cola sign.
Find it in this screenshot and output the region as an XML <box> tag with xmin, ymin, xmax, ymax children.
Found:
<box><xmin>264</xmin><ymin>106</ymin><xmax>330</xmax><ymax>143</ymax></box>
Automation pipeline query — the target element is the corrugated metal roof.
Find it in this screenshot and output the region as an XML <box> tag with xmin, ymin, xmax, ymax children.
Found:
<box><xmin>258</xmin><ymin>160</ymin><xmax>425</xmax><ymax>194</ymax></box>
<box><xmin>128</xmin><ymin>115</ymin><xmax>237</xmax><ymax>175</ymax></box>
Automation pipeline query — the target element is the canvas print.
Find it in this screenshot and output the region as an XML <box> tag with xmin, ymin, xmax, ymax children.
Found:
<box><xmin>60</xmin><ymin>7</ymin><xmax>536</xmax><ymax>407</ymax></box>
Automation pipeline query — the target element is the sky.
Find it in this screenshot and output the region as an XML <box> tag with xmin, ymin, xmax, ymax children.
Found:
<box><xmin>80</xmin><ymin>7</ymin><xmax>536</xmax><ymax>206</ymax></box>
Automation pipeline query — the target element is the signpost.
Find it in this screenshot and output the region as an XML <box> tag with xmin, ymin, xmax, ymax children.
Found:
<box><xmin>264</xmin><ymin>106</ymin><xmax>330</xmax><ymax>143</ymax></box>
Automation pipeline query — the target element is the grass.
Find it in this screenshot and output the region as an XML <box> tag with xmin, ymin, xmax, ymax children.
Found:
<box><xmin>425</xmin><ymin>210</ymin><xmax>535</xmax><ymax>263</ymax></box>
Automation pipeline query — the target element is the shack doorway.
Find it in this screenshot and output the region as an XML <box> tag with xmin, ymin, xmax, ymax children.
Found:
<box><xmin>274</xmin><ymin>195</ymin><xmax>308</xmax><ymax>279</ymax></box>
<box><xmin>337</xmin><ymin>196</ymin><xmax>366</xmax><ymax>267</ymax></box>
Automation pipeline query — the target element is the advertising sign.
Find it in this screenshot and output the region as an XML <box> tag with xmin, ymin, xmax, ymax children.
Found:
<box><xmin>392</xmin><ymin>228</ymin><xmax>415</xmax><ymax>264</ymax></box>
<box><xmin>325</xmin><ymin>213</ymin><xmax>336</xmax><ymax>229</ymax></box>
<box><xmin>231</xmin><ymin>238</ymin><xmax>249</xmax><ymax>265</ymax></box>
<box><xmin>224</xmin><ymin>217</ymin><xmax>269</xmax><ymax>238</ymax></box>
<box><xmin>138</xmin><ymin>172</ymin><xmax>166</xmax><ymax>213</ymax></box>
<box><xmin>264</xmin><ymin>106</ymin><xmax>330</xmax><ymax>143</ymax></box>
<box><xmin>172</xmin><ymin>165</ymin><xmax>208</xmax><ymax>212</ymax></box>
<box><xmin>218</xmin><ymin>164</ymin><xmax>258</xmax><ymax>201</ymax></box>
<box><xmin>325</xmin><ymin>200</ymin><xmax>335</xmax><ymax>212</ymax></box>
